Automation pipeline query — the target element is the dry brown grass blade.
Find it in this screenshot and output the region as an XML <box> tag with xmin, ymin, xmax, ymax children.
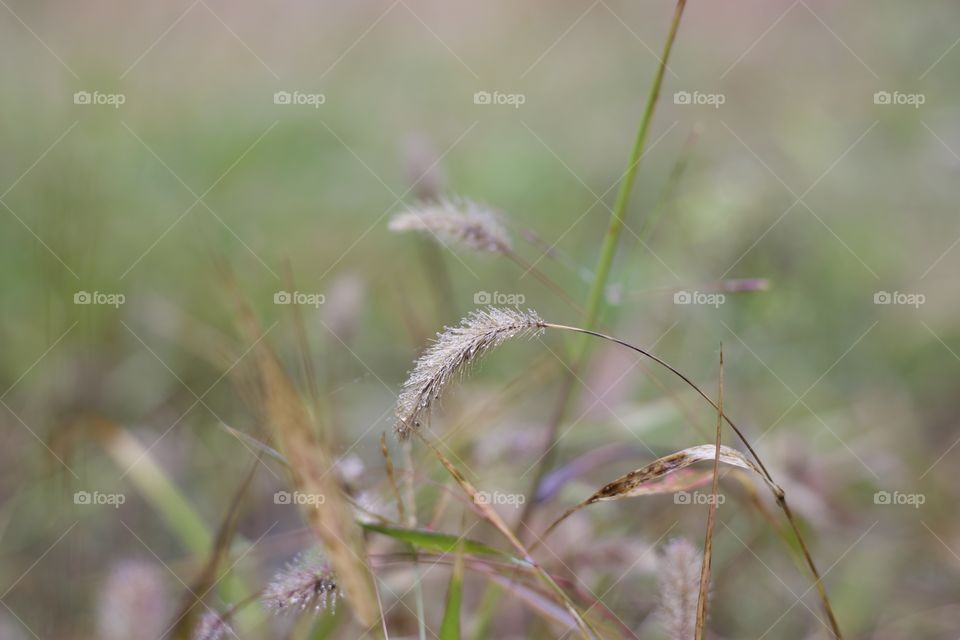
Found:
<box><xmin>588</xmin><ymin>444</ymin><xmax>771</xmax><ymax>501</ymax></box>
<box><xmin>536</xmin><ymin>444</ymin><xmax>773</xmax><ymax>549</ymax></box>
<box><xmin>413</xmin><ymin>432</ymin><xmax>598</xmax><ymax>640</ymax></box>
<box><xmin>281</xmin><ymin>260</ymin><xmax>325</xmax><ymax>441</ymax></box>
<box><xmin>695</xmin><ymin>347</ymin><xmax>723</xmax><ymax>640</ymax></box>
<box><xmin>231</xmin><ymin>291</ymin><xmax>379</xmax><ymax>629</ymax></box>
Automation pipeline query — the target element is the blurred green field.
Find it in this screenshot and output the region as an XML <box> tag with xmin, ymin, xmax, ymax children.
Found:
<box><xmin>2</xmin><ymin>1</ymin><xmax>959</xmax><ymax>638</ymax></box>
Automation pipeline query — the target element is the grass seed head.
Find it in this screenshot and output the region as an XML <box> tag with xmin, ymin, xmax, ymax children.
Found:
<box><xmin>394</xmin><ymin>307</ymin><xmax>544</xmax><ymax>439</ymax></box>
<box><xmin>192</xmin><ymin>610</ymin><xmax>234</xmax><ymax>640</ymax></box>
<box><xmin>388</xmin><ymin>198</ymin><xmax>511</xmax><ymax>254</ymax></box>
<box><xmin>263</xmin><ymin>553</ymin><xmax>340</xmax><ymax>615</ymax></box>
<box><xmin>657</xmin><ymin>538</ymin><xmax>703</xmax><ymax>640</ymax></box>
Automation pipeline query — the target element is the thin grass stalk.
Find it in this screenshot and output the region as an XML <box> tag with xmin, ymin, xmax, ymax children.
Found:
<box><xmin>380</xmin><ymin>433</ymin><xmax>407</xmax><ymax>525</ymax></box>
<box><xmin>401</xmin><ymin>439</ymin><xmax>428</xmax><ymax>640</ymax></box>
<box><xmin>523</xmin><ymin>0</ymin><xmax>689</xmax><ymax>521</ymax></box>
<box><xmin>779</xmin><ymin>498</ymin><xmax>842</xmax><ymax>637</ymax></box>
<box><xmin>428</xmin><ymin>482</ymin><xmax>454</xmax><ymax>528</ymax></box>
<box><xmin>379</xmin><ymin>432</ymin><xmax>423</xmax><ymax>638</ymax></box>
<box><xmin>172</xmin><ymin>457</ymin><xmax>263</xmax><ymax>639</ymax></box>
<box><xmin>695</xmin><ymin>348</ymin><xmax>723</xmax><ymax>640</ymax></box>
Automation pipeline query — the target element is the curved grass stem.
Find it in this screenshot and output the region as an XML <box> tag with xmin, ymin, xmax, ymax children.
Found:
<box><xmin>540</xmin><ymin>322</ymin><xmax>843</xmax><ymax>640</ymax></box>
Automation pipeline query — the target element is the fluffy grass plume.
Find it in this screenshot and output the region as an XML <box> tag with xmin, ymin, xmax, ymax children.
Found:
<box><xmin>388</xmin><ymin>198</ymin><xmax>511</xmax><ymax>254</ymax></box>
<box><xmin>263</xmin><ymin>553</ymin><xmax>339</xmax><ymax>614</ymax></box>
<box><xmin>657</xmin><ymin>538</ymin><xmax>703</xmax><ymax>640</ymax></box>
<box><xmin>395</xmin><ymin>307</ymin><xmax>544</xmax><ymax>438</ymax></box>
<box><xmin>192</xmin><ymin>611</ymin><xmax>234</xmax><ymax>640</ymax></box>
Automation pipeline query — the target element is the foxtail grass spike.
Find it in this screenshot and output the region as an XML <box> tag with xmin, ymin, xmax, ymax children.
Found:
<box><xmin>263</xmin><ymin>553</ymin><xmax>340</xmax><ymax>616</ymax></box>
<box><xmin>395</xmin><ymin>307</ymin><xmax>544</xmax><ymax>438</ymax></box>
<box><xmin>389</xmin><ymin>198</ymin><xmax>511</xmax><ymax>254</ymax></box>
<box><xmin>192</xmin><ymin>610</ymin><xmax>233</xmax><ymax>640</ymax></box>
<box><xmin>657</xmin><ymin>538</ymin><xmax>702</xmax><ymax>640</ymax></box>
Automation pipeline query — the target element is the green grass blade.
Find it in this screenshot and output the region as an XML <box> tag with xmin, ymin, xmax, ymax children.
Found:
<box><xmin>362</xmin><ymin>523</ymin><xmax>515</xmax><ymax>561</ymax></box>
<box><xmin>439</xmin><ymin>541</ymin><xmax>465</xmax><ymax>640</ymax></box>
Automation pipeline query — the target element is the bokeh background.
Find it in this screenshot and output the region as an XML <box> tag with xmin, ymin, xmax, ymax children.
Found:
<box><xmin>2</xmin><ymin>1</ymin><xmax>959</xmax><ymax>638</ymax></box>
